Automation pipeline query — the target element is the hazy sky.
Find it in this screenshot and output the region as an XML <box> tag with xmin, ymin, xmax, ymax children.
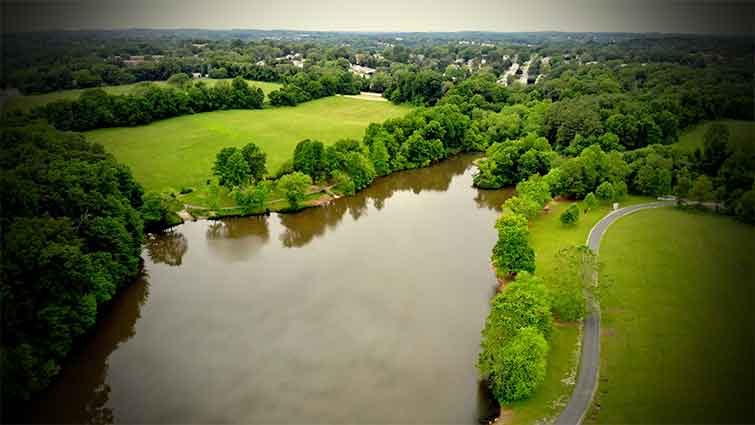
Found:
<box><xmin>3</xmin><ymin>0</ymin><xmax>753</xmax><ymax>34</ymax></box>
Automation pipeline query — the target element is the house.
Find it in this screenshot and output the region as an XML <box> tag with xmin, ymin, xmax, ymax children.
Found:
<box><xmin>191</xmin><ymin>72</ymin><xmax>203</xmax><ymax>79</ymax></box>
<box><xmin>350</xmin><ymin>64</ymin><xmax>376</xmax><ymax>78</ymax></box>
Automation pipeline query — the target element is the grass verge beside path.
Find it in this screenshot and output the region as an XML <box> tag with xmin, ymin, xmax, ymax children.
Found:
<box><xmin>503</xmin><ymin>196</ymin><xmax>651</xmax><ymax>425</ymax></box>
<box><xmin>587</xmin><ymin>207</ymin><xmax>755</xmax><ymax>424</ymax></box>
<box><xmin>86</xmin><ymin>96</ymin><xmax>410</xmax><ymax>194</ymax></box>
<box><xmin>2</xmin><ymin>79</ymin><xmax>282</xmax><ymax>112</ymax></box>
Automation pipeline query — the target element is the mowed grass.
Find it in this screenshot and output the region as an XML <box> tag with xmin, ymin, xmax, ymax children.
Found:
<box><xmin>2</xmin><ymin>79</ymin><xmax>282</xmax><ymax>112</ymax></box>
<box><xmin>589</xmin><ymin>208</ymin><xmax>755</xmax><ymax>424</ymax></box>
<box><xmin>505</xmin><ymin>196</ymin><xmax>652</xmax><ymax>424</ymax></box>
<box><xmin>87</xmin><ymin>96</ymin><xmax>411</xmax><ymax>192</ymax></box>
<box><xmin>675</xmin><ymin>119</ymin><xmax>755</xmax><ymax>152</ymax></box>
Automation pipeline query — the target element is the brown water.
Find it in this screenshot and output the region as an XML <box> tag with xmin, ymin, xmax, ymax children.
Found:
<box><xmin>25</xmin><ymin>155</ymin><xmax>513</xmax><ymax>424</ymax></box>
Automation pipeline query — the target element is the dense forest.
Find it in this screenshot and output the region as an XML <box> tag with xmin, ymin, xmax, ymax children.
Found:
<box><xmin>1</xmin><ymin>29</ymin><xmax>753</xmax><ymax>408</ymax></box>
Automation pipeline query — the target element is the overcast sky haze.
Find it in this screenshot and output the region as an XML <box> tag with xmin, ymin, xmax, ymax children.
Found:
<box><xmin>2</xmin><ymin>0</ymin><xmax>753</xmax><ymax>34</ymax></box>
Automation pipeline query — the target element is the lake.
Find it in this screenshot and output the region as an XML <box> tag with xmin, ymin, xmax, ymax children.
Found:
<box><xmin>26</xmin><ymin>154</ymin><xmax>513</xmax><ymax>424</ymax></box>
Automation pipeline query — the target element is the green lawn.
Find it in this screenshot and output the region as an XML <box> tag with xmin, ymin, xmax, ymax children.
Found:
<box><xmin>504</xmin><ymin>196</ymin><xmax>652</xmax><ymax>424</ymax></box>
<box><xmin>86</xmin><ymin>96</ymin><xmax>410</xmax><ymax>193</ymax></box>
<box><xmin>675</xmin><ymin>119</ymin><xmax>755</xmax><ymax>152</ymax></box>
<box><xmin>2</xmin><ymin>79</ymin><xmax>282</xmax><ymax>112</ymax></box>
<box><xmin>588</xmin><ymin>208</ymin><xmax>755</xmax><ymax>424</ymax></box>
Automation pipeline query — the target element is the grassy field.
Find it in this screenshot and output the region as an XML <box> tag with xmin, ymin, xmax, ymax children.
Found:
<box><xmin>2</xmin><ymin>79</ymin><xmax>282</xmax><ymax>112</ymax></box>
<box><xmin>86</xmin><ymin>96</ymin><xmax>410</xmax><ymax>194</ymax></box>
<box><xmin>504</xmin><ymin>196</ymin><xmax>652</xmax><ymax>424</ymax></box>
<box><xmin>675</xmin><ymin>119</ymin><xmax>755</xmax><ymax>152</ymax></box>
<box><xmin>588</xmin><ymin>208</ymin><xmax>755</xmax><ymax>424</ymax></box>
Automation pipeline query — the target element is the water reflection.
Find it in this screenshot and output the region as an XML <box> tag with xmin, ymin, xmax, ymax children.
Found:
<box><xmin>205</xmin><ymin>216</ymin><xmax>270</xmax><ymax>262</ymax></box>
<box><xmin>145</xmin><ymin>231</ymin><xmax>188</xmax><ymax>266</ymax></box>
<box><xmin>474</xmin><ymin>188</ymin><xmax>516</xmax><ymax>211</ymax></box>
<box><xmin>278</xmin><ymin>155</ymin><xmax>471</xmax><ymax>248</ymax></box>
<box><xmin>22</xmin><ymin>276</ymin><xmax>150</xmax><ymax>424</ymax></box>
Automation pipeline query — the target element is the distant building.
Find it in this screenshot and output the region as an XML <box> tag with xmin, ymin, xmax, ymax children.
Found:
<box><xmin>191</xmin><ymin>72</ymin><xmax>203</xmax><ymax>79</ymax></box>
<box><xmin>350</xmin><ymin>64</ymin><xmax>376</xmax><ymax>78</ymax></box>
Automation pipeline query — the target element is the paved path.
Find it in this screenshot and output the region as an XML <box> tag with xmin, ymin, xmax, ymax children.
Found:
<box><xmin>553</xmin><ymin>201</ymin><xmax>675</xmax><ymax>425</ymax></box>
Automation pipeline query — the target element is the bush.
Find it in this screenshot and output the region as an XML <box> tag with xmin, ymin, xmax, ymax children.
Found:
<box><xmin>560</xmin><ymin>204</ymin><xmax>580</xmax><ymax>225</ymax></box>
<box><xmin>141</xmin><ymin>192</ymin><xmax>182</xmax><ymax>231</ymax></box>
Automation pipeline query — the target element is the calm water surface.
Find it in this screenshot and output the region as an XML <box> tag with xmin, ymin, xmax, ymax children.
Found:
<box><xmin>27</xmin><ymin>155</ymin><xmax>513</xmax><ymax>424</ymax></box>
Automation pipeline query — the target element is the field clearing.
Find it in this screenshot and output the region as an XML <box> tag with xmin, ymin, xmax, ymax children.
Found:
<box><xmin>505</xmin><ymin>195</ymin><xmax>652</xmax><ymax>424</ymax></box>
<box><xmin>588</xmin><ymin>208</ymin><xmax>754</xmax><ymax>424</ymax></box>
<box><xmin>2</xmin><ymin>79</ymin><xmax>282</xmax><ymax>112</ymax></box>
<box><xmin>675</xmin><ymin>119</ymin><xmax>755</xmax><ymax>152</ymax></box>
<box><xmin>87</xmin><ymin>96</ymin><xmax>410</xmax><ymax>193</ymax></box>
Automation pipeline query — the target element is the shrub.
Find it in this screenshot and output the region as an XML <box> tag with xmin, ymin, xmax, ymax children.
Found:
<box><xmin>560</xmin><ymin>204</ymin><xmax>580</xmax><ymax>225</ymax></box>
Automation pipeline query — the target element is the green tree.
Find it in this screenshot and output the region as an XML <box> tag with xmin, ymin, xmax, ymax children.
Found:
<box><xmin>224</xmin><ymin>150</ymin><xmax>250</xmax><ymax>187</ymax></box>
<box><xmin>293</xmin><ymin>139</ymin><xmax>326</xmax><ymax>180</ymax></box>
<box><xmin>141</xmin><ymin>192</ymin><xmax>182</xmax><ymax>231</ymax></box>
<box><xmin>491</xmin><ymin>213</ymin><xmax>536</xmax><ymax>276</ymax></box>
<box><xmin>735</xmin><ymin>189</ymin><xmax>755</xmax><ymax>224</ymax></box>
<box><xmin>234</xmin><ymin>181</ymin><xmax>272</xmax><ymax>212</ymax></box>
<box><xmin>241</xmin><ymin>142</ymin><xmax>267</xmax><ymax>182</ymax></box>
<box><xmin>689</xmin><ymin>175</ymin><xmax>715</xmax><ymax>202</ymax></box>
<box><xmin>369</xmin><ymin>139</ymin><xmax>391</xmax><ymax>176</ymax></box>
<box><xmin>560</xmin><ymin>204</ymin><xmax>580</xmax><ymax>225</ymax></box>
<box><xmin>504</xmin><ymin>196</ymin><xmax>541</xmax><ymax>221</ymax></box>
<box><xmin>481</xmin><ymin>326</ymin><xmax>549</xmax><ymax>404</ymax></box>
<box><xmin>595</xmin><ymin>181</ymin><xmax>615</xmax><ymax>202</ymax></box>
<box><xmin>547</xmin><ymin>246</ymin><xmax>596</xmax><ymax>321</ymax></box>
<box><xmin>582</xmin><ymin>192</ymin><xmax>598</xmax><ymax>212</ymax></box>
<box><xmin>167</xmin><ymin>72</ymin><xmax>191</xmax><ymax>87</ymax></box>
<box><xmin>277</xmin><ymin>171</ymin><xmax>312</xmax><ymax>208</ymax></box>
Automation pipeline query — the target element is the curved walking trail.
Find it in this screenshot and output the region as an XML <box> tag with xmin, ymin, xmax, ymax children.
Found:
<box><xmin>553</xmin><ymin>201</ymin><xmax>675</xmax><ymax>425</ymax></box>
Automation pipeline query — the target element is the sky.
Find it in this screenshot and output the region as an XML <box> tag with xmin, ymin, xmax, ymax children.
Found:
<box><xmin>2</xmin><ymin>0</ymin><xmax>753</xmax><ymax>34</ymax></box>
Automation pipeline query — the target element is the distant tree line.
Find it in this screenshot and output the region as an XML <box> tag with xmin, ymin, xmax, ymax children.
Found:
<box><xmin>35</xmin><ymin>77</ymin><xmax>264</xmax><ymax>132</ymax></box>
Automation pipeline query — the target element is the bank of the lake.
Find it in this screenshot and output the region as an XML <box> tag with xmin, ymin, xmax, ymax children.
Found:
<box><xmin>23</xmin><ymin>155</ymin><xmax>512</xmax><ymax>424</ymax></box>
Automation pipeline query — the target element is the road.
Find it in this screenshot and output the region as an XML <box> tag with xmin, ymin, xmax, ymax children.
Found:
<box><xmin>553</xmin><ymin>201</ymin><xmax>675</xmax><ymax>425</ymax></box>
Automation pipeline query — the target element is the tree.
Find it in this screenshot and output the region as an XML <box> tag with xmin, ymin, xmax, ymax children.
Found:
<box><xmin>734</xmin><ymin>189</ymin><xmax>755</xmax><ymax>224</ymax></box>
<box><xmin>1</xmin><ymin>125</ymin><xmax>143</xmax><ymax>401</ymax></box>
<box><xmin>167</xmin><ymin>72</ymin><xmax>191</xmax><ymax>87</ymax></box>
<box><xmin>277</xmin><ymin>171</ymin><xmax>312</xmax><ymax>209</ymax></box>
<box><xmin>293</xmin><ymin>139</ymin><xmax>326</xmax><ymax>180</ymax></box>
<box><xmin>504</xmin><ymin>196</ymin><xmax>541</xmax><ymax>221</ymax></box>
<box><xmin>224</xmin><ymin>150</ymin><xmax>251</xmax><ymax>187</ymax></box>
<box><xmin>491</xmin><ymin>213</ymin><xmax>536</xmax><ymax>276</ymax></box>
<box><xmin>547</xmin><ymin>246</ymin><xmax>596</xmax><ymax>321</ymax></box>
<box><xmin>141</xmin><ymin>192</ymin><xmax>181</xmax><ymax>231</ymax></box>
<box><xmin>560</xmin><ymin>204</ymin><xmax>580</xmax><ymax>225</ymax></box>
<box><xmin>481</xmin><ymin>326</ymin><xmax>549</xmax><ymax>404</ymax></box>
<box><xmin>369</xmin><ymin>139</ymin><xmax>391</xmax><ymax>176</ymax></box>
<box><xmin>477</xmin><ymin>273</ymin><xmax>552</xmax><ymax>404</ymax></box>
<box><xmin>700</xmin><ymin>123</ymin><xmax>731</xmax><ymax>175</ymax></box>
<box><xmin>595</xmin><ymin>181</ymin><xmax>615</xmax><ymax>202</ymax></box>
<box><xmin>234</xmin><ymin>181</ymin><xmax>272</xmax><ymax>212</ymax></box>
<box><xmin>241</xmin><ymin>142</ymin><xmax>267</xmax><ymax>182</ymax></box>
<box><xmin>688</xmin><ymin>175</ymin><xmax>714</xmax><ymax>202</ymax></box>
<box><xmin>673</xmin><ymin>167</ymin><xmax>693</xmax><ymax>198</ymax></box>
<box><xmin>582</xmin><ymin>192</ymin><xmax>598</xmax><ymax>212</ymax></box>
